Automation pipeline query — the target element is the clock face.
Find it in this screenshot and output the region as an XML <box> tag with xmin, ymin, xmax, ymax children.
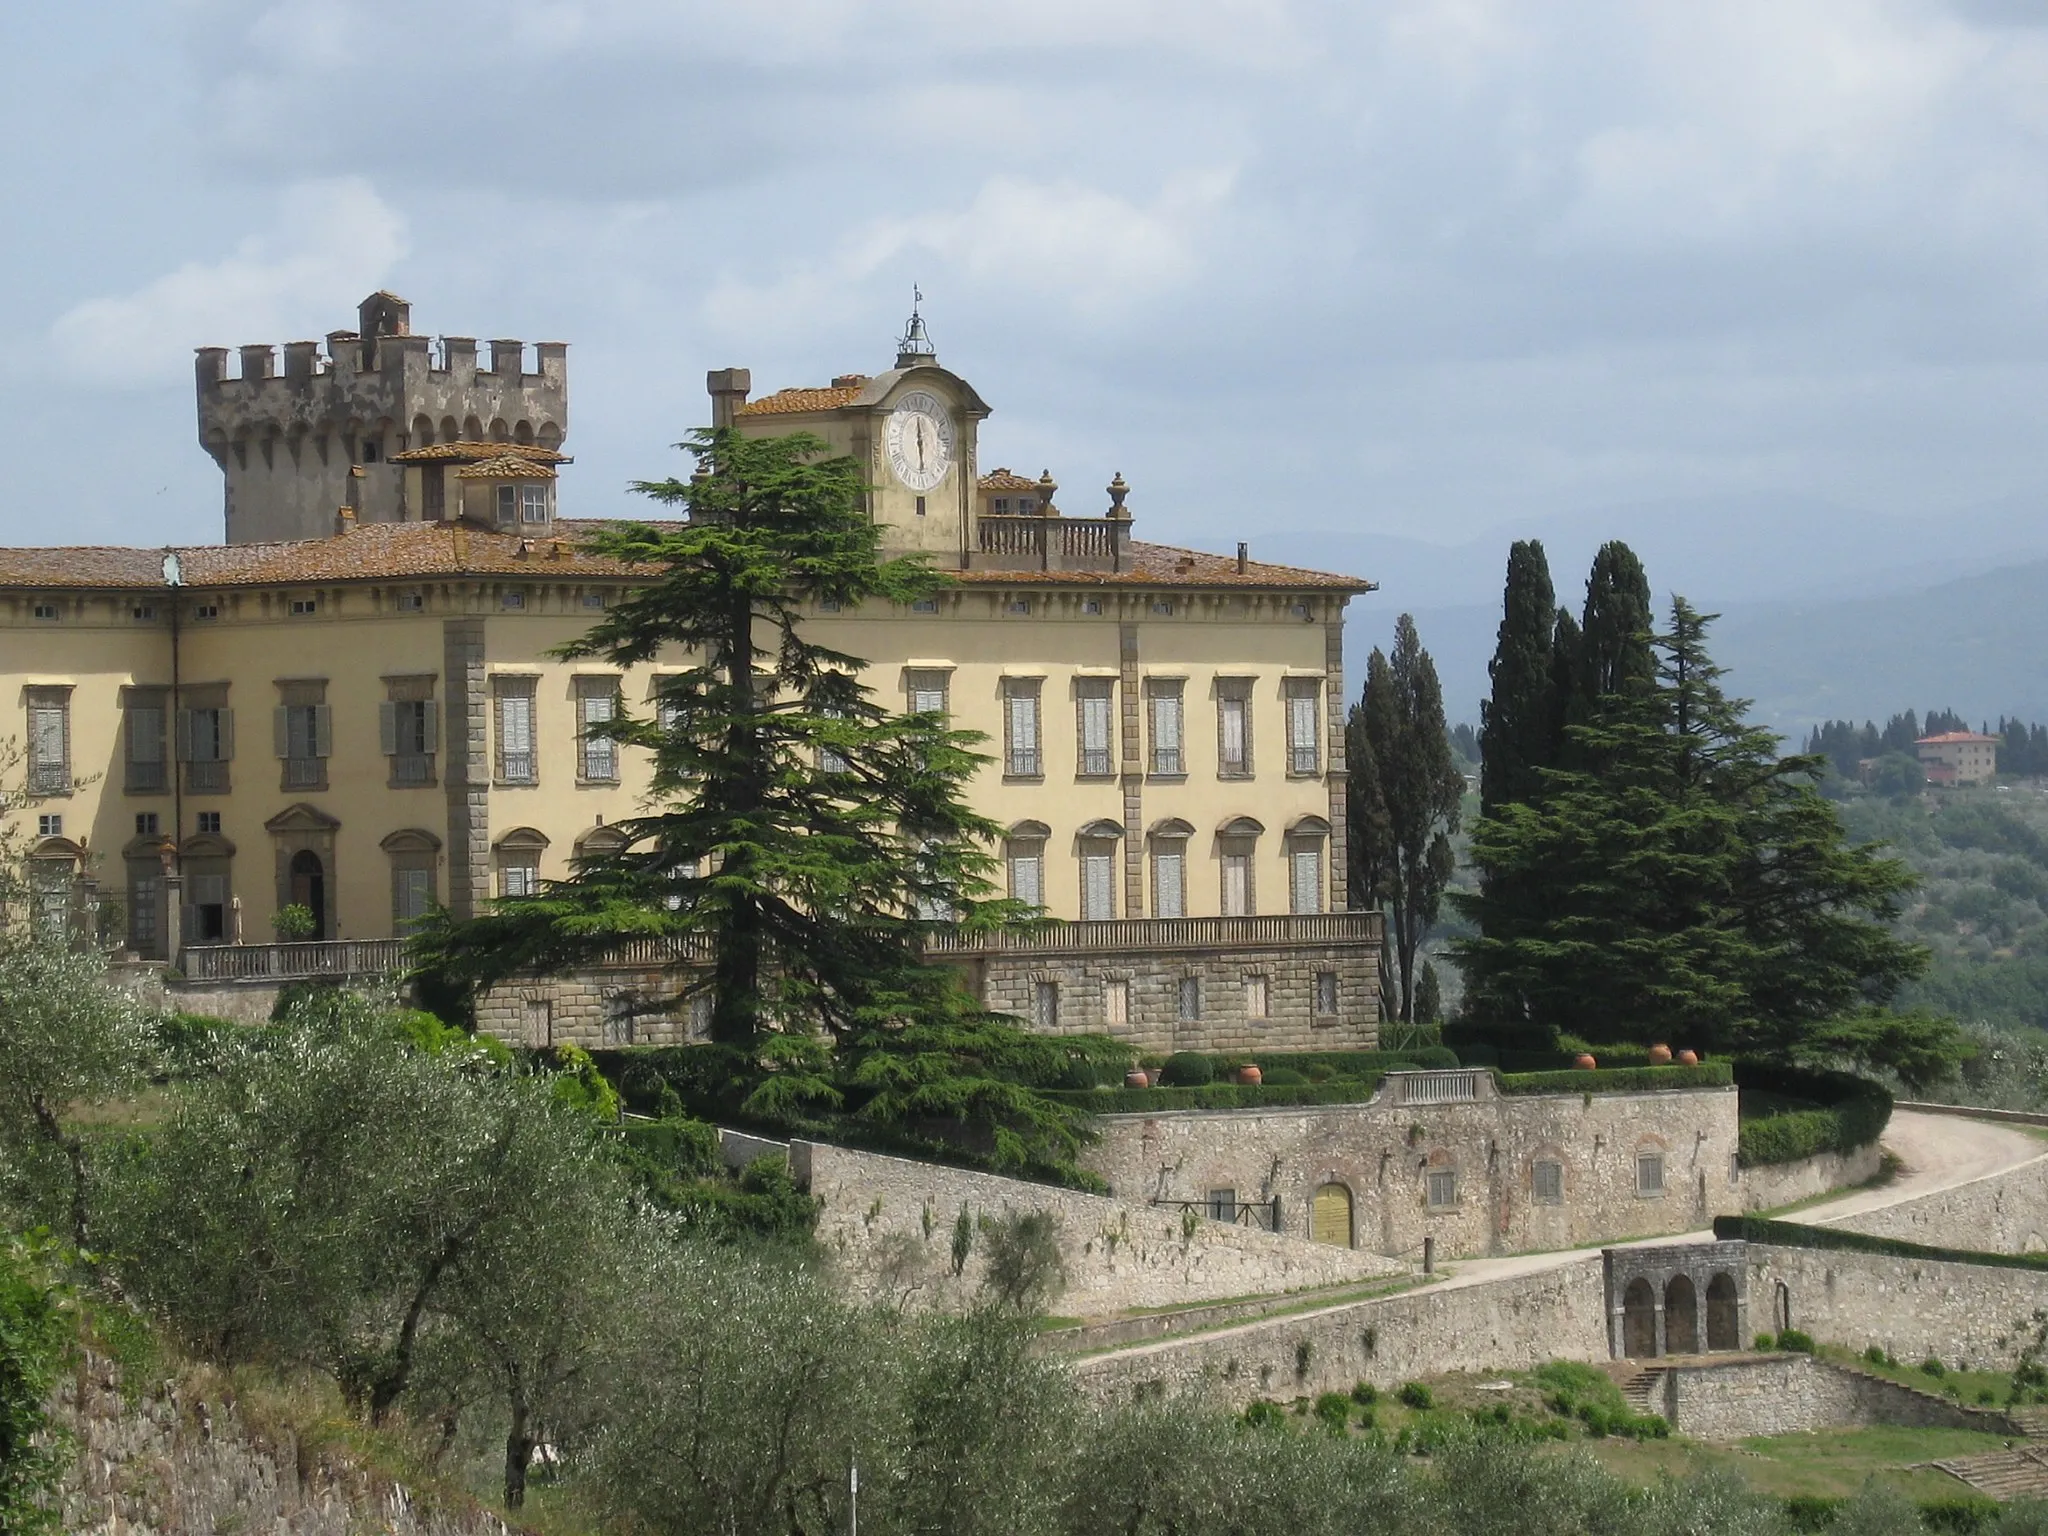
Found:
<box><xmin>886</xmin><ymin>391</ymin><xmax>955</xmax><ymax>493</ymax></box>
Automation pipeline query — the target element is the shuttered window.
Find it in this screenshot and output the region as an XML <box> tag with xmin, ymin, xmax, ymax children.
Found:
<box><xmin>1148</xmin><ymin>683</ymin><xmax>1184</xmax><ymax>775</ymax></box>
<box><xmin>1008</xmin><ymin>843</ymin><xmax>1044</xmax><ymax>908</ymax></box>
<box><xmin>907</xmin><ymin>671</ymin><xmax>949</xmax><ymax>717</ymax></box>
<box><xmin>1033</xmin><ymin>980</ymin><xmax>1060</xmax><ymax>1030</ymax></box>
<box><xmin>1077</xmin><ymin>681</ymin><xmax>1114</xmax><ymax>776</ymax></box>
<box><xmin>1080</xmin><ymin>843</ymin><xmax>1116</xmax><ymax>921</ymax></box>
<box><xmin>27</xmin><ymin>691</ymin><xmax>70</xmax><ymax>795</ymax></box>
<box><xmin>1286</xmin><ymin>680</ymin><xmax>1321</xmax><ymax>775</ymax></box>
<box><xmin>393</xmin><ymin>866</ymin><xmax>434</xmax><ymax>925</ymax></box>
<box><xmin>496</xmin><ymin>684</ymin><xmax>537</xmax><ymax>783</ymax></box>
<box><xmin>1217</xmin><ymin>686</ymin><xmax>1251</xmax><ymax>776</ymax></box>
<box><xmin>125</xmin><ymin>701</ymin><xmax>166</xmax><ymax>793</ymax></box>
<box><xmin>577</xmin><ymin>681</ymin><xmax>619</xmax><ymax>781</ymax></box>
<box><xmin>1291</xmin><ymin>841</ymin><xmax>1324</xmax><ymax>914</ymax></box>
<box><xmin>1103</xmin><ymin>978</ymin><xmax>1129</xmax><ymax>1029</ymax></box>
<box><xmin>1152</xmin><ymin>842</ymin><xmax>1186</xmax><ymax>919</ymax></box>
<box><xmin>1005</xmin><ymin>682</ymin><xmax>1042</xmax><ymax>776</ymax></box>
<box><xmin>1221</xmin><ymin>850</ymin><xmax>1252</xmax><ymax>917</ymax></box>
<box><xmin>1244</xmin><ymin>974</ymin><xmax>1269</xmax><ymax>1019</ymax></box>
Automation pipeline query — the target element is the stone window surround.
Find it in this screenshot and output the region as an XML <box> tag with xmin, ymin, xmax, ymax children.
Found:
<box><xmin>383</xmin><ymin>826</ymin><xmax>442</xmax><ymax>932</ymax></box>
<box><xmin>1148</xmin><ymin>817</ymin><xmax>1193</xmax><ymax>920</ymax></box>
<box><xmin>274</xmin><ymin>677</ymin><xmax>332</xmax><ymax>793</ymax></box>
<box><xmin>1001</xmin><ymin>674</ymin><xmax>1044</xmax><ymax>781</ymax></box>
<box><xmin>1073</xmin><ymin>672</ymin><xmax>1117</xmax><ymax>779</ymax></box>
<box><xmin>121</xmin><ymin>685</ymin><xmax>168</xmax><ymax>797</ymax></box>
<box><xmin>1214</xmin><ymin>676</ymin><xmax>1254</xmax><ymax>779</ymax></box>
<box><xmin>493</xmin><ymin>825</ymin><xmax>550</xmax><ymax>898</ymax></box>
<box><xmin>1076</xmin><ymin>818</ymin><xmax>1124</xmax><ymax>921</ymax></box>
<box><xmin>1145</xmin><ymin>676</ymin><xmax>1187</xmax><ymax>780</ymax></box>
<box><xmin>1005</xmin><ymin>819</ymin><xmax>1050</xmax><ymax>909</ymax></box>
<box><xmin>573</xmin><ymin>673</ymin><xmax>623</xmax><ymax>785</ymax></box>
<box><xmin>1217</xmin><ymin>815</ymin><xmax>1263</xmax><ymax>917</ymax></box>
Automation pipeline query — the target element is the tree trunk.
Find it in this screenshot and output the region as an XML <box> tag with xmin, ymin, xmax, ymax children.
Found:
<box><xmin>503</xmin><ymin>1382</ymin><xmax>533</xmax><ymax>1508</ymax></box>
<box><xmin>30</xmin><ymin>1094</ymin><xmax>90</xmax><ymax>1250</ymax></box>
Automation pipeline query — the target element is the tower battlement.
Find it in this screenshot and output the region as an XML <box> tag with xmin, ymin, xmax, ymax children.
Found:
<box><xmin>195</xmin><ymin>293</ymin><xmax>570</xmax><ymax>545</ymax></box>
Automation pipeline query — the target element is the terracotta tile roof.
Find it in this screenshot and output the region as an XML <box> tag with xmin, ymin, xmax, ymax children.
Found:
<box><xmin>388</xmin><ymin>441</ymin><xmax>569</xmax><ymax>465</ymax></box>
<box><xmin>735</xmin><ymin>385</ymin><xmax>867</xmax><ymax>417</ymax></box>
<box><xmin>1917</xmin><ymin>731</ymin><xmax>1998</xmax><ymax>745</ymax></box>
<box><xmin>454</xmin><ymin>454</ymin><xmax>556</xmax><ymax>480</ymax></box>
<box><xmin>977</xmin><ymin>469</ymin><xmax>1042</xmax><ymax>492</ymax></box>
<box><xmin>0</xmin><ymin>527</ymin><xmax>1368</xmax><ymax>595</ymax></box>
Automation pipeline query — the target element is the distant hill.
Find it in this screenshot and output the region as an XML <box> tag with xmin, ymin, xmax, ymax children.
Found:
<box><xmin>1338</xmin><ymin>560</ymin><xmax>2048</xmax><ymax>741</ymax></box>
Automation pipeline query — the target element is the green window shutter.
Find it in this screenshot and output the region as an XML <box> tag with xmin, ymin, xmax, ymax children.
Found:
<box><xmin>379</xmin><ymin>702</ymin><xmax>398</xmax><ymax>756</ymax></box>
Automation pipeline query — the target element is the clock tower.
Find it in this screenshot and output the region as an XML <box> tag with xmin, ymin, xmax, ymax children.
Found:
<box><xmin>710</xmin><ymin>302</ymin><xmax>991</xmax><ymax>568</ymax></box>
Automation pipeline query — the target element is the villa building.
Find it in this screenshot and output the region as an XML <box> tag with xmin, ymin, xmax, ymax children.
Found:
<box><xmin>1915</xmin><ymin>730</ymin><xmax>1999</xmax><ymax>787</ymax></box>
<box><xmin>1</xmin><ymin>295</ymin><xmax>1382</xmax><ymax>1051</ymax></box>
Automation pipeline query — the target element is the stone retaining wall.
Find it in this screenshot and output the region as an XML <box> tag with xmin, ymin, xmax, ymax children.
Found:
<box><xmin>790</xmin><ymin>1139</ymin><xmax>1399</xmax><ymax>1317</ymax></box>
<box><xmin>1658</xmin><ymin>1354</ymin><xmax>2011</xmax><ymax>1440</ymax></box>
<box><xmin>1822</xmin><ymin>1151</ymin><xmax>2048</xmax><ymax>1255</ymax></box>
<box><xmin>1071</xmin><ymin>1256</ymin><xmax>1611</xmax><ymax>1408</ymax></box>
<box><xmin>1749</xmin><ymin>1243</ymin><xmax>2048</xmax><ymax>1370</ymax></box>
<box><xmin>1741</xmin><ymin>1142</ymin><xmax>1886</xmax><ymax>1213</ymax></box>
<box><xmin>1081</xmin><ymin>1081</ymin><xmax>1741</xmax><ymax>1263</ymax></box>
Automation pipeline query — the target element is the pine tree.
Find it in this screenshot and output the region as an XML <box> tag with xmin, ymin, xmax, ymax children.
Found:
<box><xmin>412</xmin><ymin>428</ymin><xmax>1111</xmax><ymax>1163</ymax></box>
<box><xmin>1478</xmin><ymin>541</ymin><xmax>1558</xmax><ymax>820</ymax></box>
<box><xmin>1357</xmin><ymin>617</ymin><xmax>1464</xmax><ymax>1023</ymax></box>
<box><xmin>1452</xmin><ymin>599</ymin><xmax>1961</xmax><ymax>1082</ymax></box>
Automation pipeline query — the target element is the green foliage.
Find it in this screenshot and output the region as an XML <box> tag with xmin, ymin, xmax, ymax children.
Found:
<box><xmin>979</xmin><ymin>1211</ymin><xmax>1066</xmax><ymax>1315</ymax></box>
<box><xmin>546</xmin><ymin>1042</ymin><xmax>621</xmax><ymax>1122</ymax></box>
<box><xmin>1736</xmin><ymin>1063</ymin><xmax>1892</xmax><ymax>1166</ymax></box>
<box><xmin>1351</xmin><ymin>1381</ymin><xmax>1379</xmax><ymax>1406</ymax></box>
<box><xmin>1497</xmin><ymin>1062</ymin><xmax>1733</xmax><ymax>1095</ymax></box>
<box><xmin>1415</xmin><ymin>961</ymin><xmax>1444</xmax><ymax>1025</ymax></box>
<box><xmin>1350</xmin><ymin>615</ymin><xmax>1466</xmax><ymax>1022</ymax></box>
<box><xmin>0</xmin><ymin>938</ymin><xmax>152</xmax><ymax>1249</ymax></box>
<box><xmin>1159</xmin><ymin>1051</ymin><xmax>1216</xmax><ymax>1086</ymax></box>
<box><xmin>1240</xmin><ymin>1397</ymin><xmax>1286</xmax><ymax>1430</ymax></box>
<box><xmin>1398</xmin><ymin>1380</ymin><xmax>1434</xmax><ymax>1409</ymax></box>
<box><xmin>657</xmin><ymin>1154</ymin><xmax>821</xmax><ymax>1246</ymax></box>
<box><xmin>1313</xmin><ymin>1391</ymin><xmax>1353</xmax><ymax>1433</ymax></box>
<box><xmin>1754</xmin><ymin>1333</ymin><xmax>1775</xmax><ymax>1350</ymax></box>
<box><xmin>272</xmin><ymin>902</ymin><xmax>317</xmax><ymax>939</ymax></box>
<box><xmin>1479</xmin><ymin>539</ymin><xmax>1560</xmax><ymax>821</ymax></box>
<box><xmin>0</xmin><ymin>1233</ymin><xmax>69</xmax><ymax>1534</ymax></box>
<box><xmin>1776</xmin><ymin>1329</ymin><xmax>1815</xmax><ymax>1353</ymax></box>
<box><xmin>951</xmin><ymin>1202</ymin><xmax>975</xmax><ymax>1276</ymax></box>
<box><xmin>1046</xmin><ymin>1079</ymin><xmax>1395</xmax><ymax>1113</ymax></box>
<box><xmin>1530</xmin><ymin>1359</ymin><xmax>1669</xmax><ymax>1439</ymax></box>
<box><xmin>1456</xmin><ymin>597</ymin><xmax>1960</xmax><ymax>1082</ymax></box>
<box><xmin>619</xmin><ymin>1114</ymin><xmax>723</xmax><ymax>1178</ymax></box>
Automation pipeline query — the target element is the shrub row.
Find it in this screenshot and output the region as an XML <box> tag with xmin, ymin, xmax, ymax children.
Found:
<box><xmin>1713</xmin><ymin>1215</ymin><xmax>2048</xmax><ymax>1275</ymax></box>
<box><xmin>1733</xmin><ymin>1062</ymin><xmax>1892</xmax><ymax>1167</ymax></box>
<box><xmin>1495</xmin><ymin>1062</ymin><xmax>1734</xmax><ymax>1095</ymax></box>
<box><xmin>1139</xmin><ymin>1047</ymin><xmax>1460</xmax><ymax>1081</ymax></box>
<box><xmin>1043</xmin><ymin>1078</ymin><xmax>1393</xmax><ymax>1114</ymax></box>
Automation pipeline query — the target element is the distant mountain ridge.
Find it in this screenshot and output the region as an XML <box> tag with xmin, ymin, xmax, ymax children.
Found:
<box><xmin>1259</xmin><ymin>492</ymin><xmax>2048</xmax><ymax>738</ymax></box>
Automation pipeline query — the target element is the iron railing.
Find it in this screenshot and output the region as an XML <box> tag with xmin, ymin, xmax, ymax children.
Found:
<box><xmin>925</xmin><ymin>911</ymin><xmax>1380</xmax><ymax>955</ymax></box>
<box><xmin>1151</xmin><ymin>1195</ymin><xmax>1281</xmax><ymax>1232</ymax></box>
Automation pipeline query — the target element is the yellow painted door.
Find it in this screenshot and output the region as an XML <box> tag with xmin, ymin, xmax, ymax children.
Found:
<box><xmin>1311</xmin><ymin>1183</ymin><xmax>1353</xmax><ymax>1247</ymax></box>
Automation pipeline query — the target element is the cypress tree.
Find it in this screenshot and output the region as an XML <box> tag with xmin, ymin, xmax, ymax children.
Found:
<box><xmin>1571</xmin><ymin>540</ymin><xmax>1656</xmax><ymax>728</ymax></box>
<box><xmin>1479</xmin><ymin>541</ymin><xmax>1558</xmax><ymax>820</ymax></box>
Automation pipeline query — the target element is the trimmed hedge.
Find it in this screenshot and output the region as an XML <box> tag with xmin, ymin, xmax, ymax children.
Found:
<box><xmin>1734</xmin><ymin>1063</ymin><xmax>1892</xmax><ymax>1167</ymax></box>
<box><xmin>1496</xmin><ymin>1062</ymin><xmax>1734</xmax><ymax>1095</ymax></box>
<box><xmin>1044</xmin><ymin>1078</ymin><xmax>1392</xmax><ymax>1115</ymax></box>
<box><xmin>1713</xmin><ymin>1215</ymin><xmax>2048</xmax><ymax>1275</ymax></box>
<box><xmin>1138</xmin><ymin>1048</ymin><xmax>1457</xmax><ymax>1078</ymax></box>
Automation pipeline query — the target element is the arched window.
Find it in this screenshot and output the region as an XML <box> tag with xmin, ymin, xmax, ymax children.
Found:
<box><xmin>1077</xmin><ymin>819</ymin><xmax>1123</xmax><ymax>921</ymax></box>
<box><xmin>382</xmin><ymin>828</ymin><xmax>442</xmax><ymax>932</ymax></box>
<box><xmin>1148</xmin><ymin>818</ymin><xmax>1193</xmax><ymax>919</ymax></box>
<box><xmin>1217</xmin><ymin>817</ymin><xmax>1263</xmax><ymax>917</ymax></box>
<box><xmin>1287</xmin><ymin>815</ymin><xmax>1330</xmax><ymax>915</ymax></box>
<box><xmin>493</xmin><ymin>826</ymin><xmax>550</xmax><ymax>898</ymax></box>
<box><xmin>1005</xmin><ymin>821</ymin><xmax>1050</xmax><ymax>910</ymax></box>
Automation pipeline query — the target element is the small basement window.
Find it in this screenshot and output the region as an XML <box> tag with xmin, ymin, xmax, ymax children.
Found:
<box><xmin>1533</xmin><ymin>1160</ymin><xmax>1563</xmax><ymax>1204</ymax></box>
<box><xmin>1426</xmin><ymin>1170</ymin><xmax>1458</xmax><ymax>1209</ymax></box>
<box><xmin>31</xmin><ymin>603</ymin><xmax>57</xmax><ymax>621</ymax></box>
<box><xmin>1637</xmin><ymin>1154</ymin><xmax>1665</xmax><ymax>1197</ymax></box>
<box><xmin>289</xmin><ymin>597</ymin><xmax>317</xmax><ymax>616</ymax></box>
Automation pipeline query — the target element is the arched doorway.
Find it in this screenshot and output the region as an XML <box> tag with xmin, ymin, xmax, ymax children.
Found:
<box><xmin>1310</xmin><ymin>1182</ymin><xmax>1353</xmax><ymax>1248</ymax></box>
<box><xmin>1623</xmin><ymin>1278</ymin><xmax>1657</xmax><ymax>1358</ymax></box>
<box><xmin>1665</xmin><ymin>1274</ymin><xmax>1699</xmax><ymax>1354</ymax></box>
<box><xmin>289</xmin><ymin>850</ymin><xmax>326</xmax><ymax>939</ymax></box>
<box><xmin>1706</xmin><ymin>1272</ymin><xmax>1740</xmax><ymax>1351</ymax></box>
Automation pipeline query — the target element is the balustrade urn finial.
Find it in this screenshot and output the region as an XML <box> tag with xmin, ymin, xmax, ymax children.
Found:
<box><xmin>1106</xmin><ymin>471</ymin><xmax>1130</xmax><ymax>519</ymax></box>
<box><xmin>1036</xmin><ymin>469</ymin><xmax>1058</xmax><ymax>515</ymax></box>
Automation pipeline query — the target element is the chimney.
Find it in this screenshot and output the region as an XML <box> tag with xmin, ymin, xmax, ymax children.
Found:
<box><xmin>707</xmin><ymin>368</ymin><xmax>752</xmax><ymax>429</ymax></box>
<box><xmin>336</xmin><ymin>507</ymin><xmax>357</xmax><ymax>535</ymax></box>
<box><xmin>1236</xmin><ymin>542</ymin><xmax>1249</xmax><ymax>574</ymax></box>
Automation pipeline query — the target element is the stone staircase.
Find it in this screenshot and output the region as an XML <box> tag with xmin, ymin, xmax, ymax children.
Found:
<box><xmin>1038</xmin><ymin>1273</ymin><xmax>1427</xmax><ymax>1356</ymax></box>
<box><xmin>1613</xmin><ymin>1364</ymin><xmax>1667</xmax><ymax>1419</ymax></box>
<box><xmin>2006</xmin><ymin>1405</ymin><xmax>2048</xmax><ymax>1439</ymax></box>
<box><xmin>1933</xmin><ymin>1446</ymin><xmax>2048</xmax><ymax>1503</ymax></box>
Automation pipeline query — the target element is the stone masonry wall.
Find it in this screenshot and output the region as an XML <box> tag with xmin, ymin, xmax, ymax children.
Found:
<box><xmin>1658</xmin><ymin>1354</ymin><xmax>2009</xmax><ymax>1440</ymax></box>
<box><xmin>1741</xmin><ymin>1142</ymin><xmax>1885</xmax><ymax>1214</ymax></box>
<box><xmin>790</xmin><ymin>1140</ymin><xmax>1399</xmax><ymax>1317</ymax></box>
<box><xmin>971</xmin><ymin>937</ymin><xmax>1380</xmax><ymax>1056</ymax></box>
<box><xmin>1749</xmin><ymin>1243</ymin><xmax>2048</xmax><ymax>1370</ymax></box>
<box><xmin>1824</xmin><ymin>1149</ymin><xmax>2048</xmax><ymax>1254</ymax></box>
<box><xmin>473</xmin><ymin>966</ymin><xmax>697</xmax><ymax>1048</ymax></box>
<box><xmin>1081</xmin><ymin>1080</ymin><xmax>1741</xmax><ymax>1262</ymax></box>
<box><xmin>1071</xmin><ymin>1254</ymin><xmax>1611</xmax><ymax>1408</ymax></box>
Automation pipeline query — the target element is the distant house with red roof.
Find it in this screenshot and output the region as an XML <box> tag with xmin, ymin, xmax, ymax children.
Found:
<box><xmin>1916</xmin><ymin>731</ymin><xmax>1999</xmax><ymax>786</ymax></box>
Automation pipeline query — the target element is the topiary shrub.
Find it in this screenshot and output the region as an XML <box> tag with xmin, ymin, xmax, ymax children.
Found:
<box><xmin>1160</xmin><ymin>1051</ymin><xmax>1215</xmax><ymax>1086</ymax></box>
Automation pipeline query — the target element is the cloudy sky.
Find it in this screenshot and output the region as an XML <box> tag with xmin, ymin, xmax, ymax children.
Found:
<box><xmin>7</xmin><ymin>0</ymin><xmax>2048</xmax><ymax>611</ymax></box>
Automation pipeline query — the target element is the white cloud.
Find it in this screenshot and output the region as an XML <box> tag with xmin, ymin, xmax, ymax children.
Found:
<box><xmin>51</xmin><ymin>178</ymin><xmax>407</xmax><ymax>386</ymax></box>
<box><xmin>701</xmin><ymin>170</ymin><xmax>1235</xmax><ymax>350</ymax></box>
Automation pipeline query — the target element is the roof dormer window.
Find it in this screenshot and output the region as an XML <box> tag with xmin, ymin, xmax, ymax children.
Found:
<box><xmin>521</xmin><ymin>484</ymin><xmax>549</xmax><ymax>525</ymax></box>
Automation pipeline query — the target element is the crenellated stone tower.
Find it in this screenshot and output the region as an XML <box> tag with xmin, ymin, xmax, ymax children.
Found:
<box><xmin>194</xmin><ymin>292</ymin><xmax>569</xmax><ymax>544</ymax></box>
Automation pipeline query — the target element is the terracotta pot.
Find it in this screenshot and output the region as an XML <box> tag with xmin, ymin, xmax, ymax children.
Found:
<box><xmin>1125</xmin><ymin>1070</ymin><xmax>1151</xmax><ymax>1090</ymax></box>
<box><xmin>1676</xmin><ymin>1049</ymin><xmax>1699</xmax><ymax>1066</ymax></box>
<box><xmin>1574</xmin><ymin>1053</ymin><xmax>1598</xmax><ymax>1070</ymax></box>
<box><xmin>1237</xmin><ymin>1065</ymin><xmax>1263</xmax><ymax>1086</ymax></box>
<box><xmin>1647</xmin><ymin>1043</ymin><xmax>1674</xmax><ymax>1065</ymax></box>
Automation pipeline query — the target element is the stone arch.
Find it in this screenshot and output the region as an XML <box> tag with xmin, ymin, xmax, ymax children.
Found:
<box><xmin>1706</xmin><ymin>1272</ymin><xmax>1740</xmax><ymax>1351</ymax></box>
<box><xmin>1216</xmin><ymin>815</ymin><xmax>1266</xmax><ymax>839</ymax></box>
<box><xmin>489</xmin><ymin>417</ymin><xmax>510</xmax><ymax>442</ymax></box>
<box><xmin>513</xmin><ymin>419</ymin><xmax>534</xmax><ymax>445</ymax></box>
<box><xmin>1664</xmin><ymin>1274</ymin><xmax>1699</xmax><ymax>1354</ymax></box>
<box><xmin>440</xmin><ymin>415</ymin><xmax>460</xmax><ymax>443</ymax></box>
<box><xmin>464</xmin><ymin>414</ymin><xmax>485</xmax><ymax>441</ymax></box>
<box><xmin>411</xmin><ymin>413</ymin><xmax>434</xmax><ymax>447</ymax></box>
<box><xmin>1622</xmin><ymin>1278</ymin><xmax>1657</xmax><ymax>1358</ymax></box>
<box><xmin>1285</xmin><ymin>812</ymin><xmax>1332</xmax><ymax>836</ymax></box>
<box><xmin>493</xmin><ymin>826</ymin><xmax>550</xmax><ymax>855</ymax></box>
<box><xmin>1147</xmin><ymin>816</ymin><xmax>1195</xmax><ymax>840</ymax></box>
<box><xmin>1774</xmin><ymin>1279</ymin><xmax>1792</xmax><ymax>1335</ymax></box>
<box><xmin>537</xmin><ymin>420</ymin><xmax>563</xmax><ymax>450</ymax></box>
<box><xmin>576</xmin><ymin>824</ymin><xmax>630</xmax><ymax>863</ymax></box>
<box><xmin>1310</xmin><ymin>1182</ymin><xmax>1353</xmax><ymax>1248</ymax></box>
<box><xmin>1007</xmin><ymin>819</ymin><xmax>1051</xmax><ymax>841</ymax></box>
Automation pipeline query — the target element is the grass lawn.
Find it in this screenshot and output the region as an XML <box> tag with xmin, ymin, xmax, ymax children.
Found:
<box><xmin>1815</xmin><ymin>1343</ymin><xmax>2027</xmax><ymax>1410</ymax></box>
<box><xmin>1573</xmin><ymin>1424</ymin><xmax>2011</xmax><ymax>1503</ymax></box>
